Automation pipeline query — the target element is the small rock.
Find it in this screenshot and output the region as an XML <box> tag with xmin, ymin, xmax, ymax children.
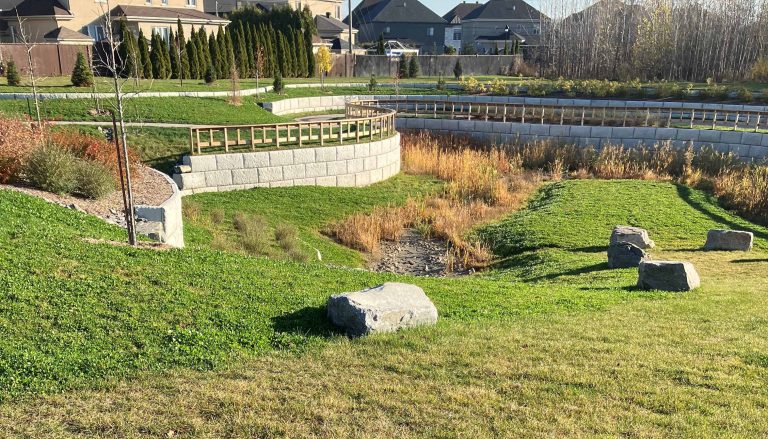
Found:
<box><xmin>637</xmin><ymin>261</ymin><xmax>700</xmax><ymax>292</ymax></box>
<box><xmin>327</xmin><ymin>282</ymin><xmax>438</xmax><ymax>337</ymax></box>
<box><xmin>704</xmin><ymin>229</ymin><xmax>753</xmax><ymax>251</ymax></box>
<box><xmin>608</xmin><ymin>242</ymin><xmax>648</xmax><ymax>268</ymax></box>
<box><xmin>611</xmin><ymin>226</ymin><xmax>655</xmax><ymax>249</ymax></box>
<box><xmin>67</xmin><ymin>203</ymin><xmax>85</xmax><ymax>213</ymax></box>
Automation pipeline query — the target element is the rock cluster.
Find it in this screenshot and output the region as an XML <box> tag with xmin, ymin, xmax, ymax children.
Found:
<box><xmin>608</xmin><ymin>242</ymin><xmax>648</xmax><ymax>268</ymax></box>
<box><xmin>610</xmin><ymin>226</ymin><xmax>655</xmax><ymax>249</ymax></box>
<box><xmin>704</xmin><ymin>229</ymin><xmax>754</xmax><ymax>251</ymax></box>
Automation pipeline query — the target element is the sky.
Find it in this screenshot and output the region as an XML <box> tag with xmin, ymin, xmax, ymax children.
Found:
<box><xmin>342</xmin><ymin>0</ymin><xmax>545</xmax><ymax>17</ymax></box>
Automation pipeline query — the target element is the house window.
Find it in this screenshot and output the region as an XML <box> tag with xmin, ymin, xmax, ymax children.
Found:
<box><xmin>427</xmin><ymin>27</ymin><xmax>434</xmax><ymax>36</ymax></box>
<box><xmin>145</xmin><ymin>0</ymin><xmax>151</xmax><ymax>4</ymax></box>
<box><xmin>384</xmin><ymin>26</ymin><xmax>390</xmax><ymax>33</ymax></box>
<box><xmin>85</xmin><ymin>25</ymin><xmax>105</xmax><ymax>41</ymax></box>
<box><xmin>453</xmin><ymin>30</ymin><xmax>461</xmax><ymax>41</ymax></box>
<box><xmin>294</xmin><ymin>1</ymin><xmax>301</xmax><ymax>9</ymax></box>
<box><xmin>153</xmin><ymin>27</ymin><xmax>170</xmax><ymax>41</ymax></box>
<box><xmin>162</xmin><ymin>0</ymin><xmax>168</xmax><ymax>5</ymax></box>
<box><xmin>187</xmin><ymin>0</ymin><xmax>197</xmax><ymax>6</ymax></box>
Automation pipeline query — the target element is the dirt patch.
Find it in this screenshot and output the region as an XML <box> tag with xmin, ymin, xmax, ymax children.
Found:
<box><xmin>369</xmin><ymin>229</ymin><xmax>475</xmax><ymax>277</ymax></box>
<box><xmin>81</xmin><ymin>237</ymin><xmax>172</xmax><ymax>251</ymax></box>
<box><xmin>0</xmin><ymin>164</ymin><xmax>173</xmax><ymax>227</ymax></box>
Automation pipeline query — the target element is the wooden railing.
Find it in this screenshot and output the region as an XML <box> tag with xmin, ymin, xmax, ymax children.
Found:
<box><xmin>189</xmin><ymin>101</ymin><xmax>396</xmax><ymax>155</ymax></box>
<box><xmin>358</xmin><ymin>98</ymin><xmax>768</xmax><ymax>133</ymax></box>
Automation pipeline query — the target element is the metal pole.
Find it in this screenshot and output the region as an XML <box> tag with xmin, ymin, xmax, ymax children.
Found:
<box><xmin>348</xmin><ymin>0</ymin><xmax>353</xmax><ymax>77</ymax></box>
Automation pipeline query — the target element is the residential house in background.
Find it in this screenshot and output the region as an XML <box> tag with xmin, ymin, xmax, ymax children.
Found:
<box><xmin>0</xmin><ymin>0</ymin><xmax>227</xmax><ymax>44</ymax></box>
<box><xmin>315</xmin><ymin>12</ymin><xmax>359</xmax><ymax>53</ymax></box>
<box><xmin>442</xmin><ymin>1</ymin><xmax>482</xmax><ymax>53</ymax></box>
<box><xmin>460</xmin><ymin>0</ymin><xmax>546</xmax><ymax>55</ymax></box>
<box><xmin>346</xmin><ymin>0</ymin><xmax>447</xmax><ymax>54</ymax></box>
<box><xmin>204</xmin><ymin>0</ymin><xmax>343</xmax><ymax>19</ymax></box>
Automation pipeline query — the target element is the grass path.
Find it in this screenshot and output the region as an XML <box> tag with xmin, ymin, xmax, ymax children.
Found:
<box><xmin>0</xmin><ymin>180</ymin><xmax>766</xmax><ymax>436</ymax></box>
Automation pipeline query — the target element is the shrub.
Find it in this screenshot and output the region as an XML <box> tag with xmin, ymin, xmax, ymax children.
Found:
<box><xmin>453</xmin><ymin>59</ymin><xmax>463</xmax><ymax>80</ymax></box>
<box><xmin>368</xmin><ymin>74</ymin><xmax>378</xmax><ymax>92</ymax></box>
<box><xmin>71</xmin><ymin>51</ymin><xmax>94</xmax><ymax>87</ymax></box>
<box><xmin>750</xmin><ymin>58</ymin><xmax>768</xmax><ymax>82</ymax></box>
<box><xmin>436</xmin><ymin>76</ymin><xmax>446</xmax><ymax>90</ymax></box>
<box><xmin>488</xmin><ymin>78</ymin><xmax>509</xmax><ymax>95</ymax></box>
<box><xmin>5</xmin><ymin>60</ymin><xmax>20</xmax><ymax>87</ymax></box>
<box><xmin>459</xmin><ymin>76</ymin><xmax>484</xmax><ymax>94</ymax></box>
<box><xmin>273</xmin><ymin>72</ymin><xmax>284</xmax><ymax>93</ymax></box>
<box><xmin>0</xmin><ymin>115</ymin><xmax>44</xmax><ymax>183</ymax></box>
<box><xmin>233</xmin><ymin>212</ymin><xmax>271</xmax><ymax>256</ymax></box>
<box><xmin>50</xmin><ymin>131</ymin><xmax>138</xmax><ymax>182</ymax></box>
<box><xmin>75</xmin><ymin>160</ymin><xmax>115</xmax><ymax>199</ymax></box>
<box><xmin>733</xmin><ymin>86</ymin><xmax>753</xmax><ymax>102</ymax></box>
<box><xmin>408</xmin><ymin>56</ymin><xmax>420</xmax><ymax>78</ymax></box>
<box><xmin>24</xmin><ymin>145</ymin><xmax>79</xmax><ymax>194</ymax></box>
<box><xmin>204</xmin><ymin>64</ymin><xmax>216</xmax><ymax>84</ymax></box>
<box><xmin>524</xmin><ymin>79</ymin><xmax>553</xmax><ymax>97</ymax></box>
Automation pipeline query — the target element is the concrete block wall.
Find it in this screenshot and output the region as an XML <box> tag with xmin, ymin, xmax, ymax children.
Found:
<box><xmin>135</xmin><ymin>169</ymin><xmax>185</xmax><ymax>248</ymax></box>
<box><xmin>396</xmin><ymin>119</ymin><xmax>768</xmax><ymax>160</ymax></box>
<box><xmin>173</xmin><ymin>134</ymin><xmax>401</xmax><ymax>195</ymax></box>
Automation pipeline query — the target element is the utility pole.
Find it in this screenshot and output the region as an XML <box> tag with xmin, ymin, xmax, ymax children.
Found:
<box><xmin>348</xmin><ymin>0</ymin><xmax>353</xmax><ymax>77</ymax></box>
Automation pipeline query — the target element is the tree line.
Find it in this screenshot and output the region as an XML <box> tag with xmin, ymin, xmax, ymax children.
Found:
<box><xmin>539</xmin><ymin>0</ymin><xmax>768</xmax><ymax>82</ymax></box>
<box><xmin>115</xmin><ymin>6</ymin><xmax>317</xmax><ymax>82</ymax></box>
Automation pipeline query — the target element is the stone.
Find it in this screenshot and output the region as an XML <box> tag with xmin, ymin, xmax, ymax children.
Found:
<box><xmin>611</xmin><ymin>226</ymin><xmax>655</xmax><ymax>249</ymax></box>
<box><xmin>704</xmin><ymin>229</ymin><xmax>753</xmax><ymax>251</ymax></box>
<box><xmin>637</xmin><ymin>261</ymin><xmax>701</xmax><ymax>292</ymax></box>
<box><xmin>327</xmin><ymin>282</ymin><xmax>438</xmax><ymax>337</ymax></box>
<box><xmin>608</xmin><ymin>242</ymin><xmax>648</xmax><ymax>268</ymax></box>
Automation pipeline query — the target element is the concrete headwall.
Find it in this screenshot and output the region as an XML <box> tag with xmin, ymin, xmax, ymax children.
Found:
<box><xmin>173</xmin><ymin>135</ymin><xmax>402</xmax><ymax>195</ymax></box>
<box><xmin>135</xmin><ymin>169</ymin><xmax>185</xmax><ymax>248</ymax></box>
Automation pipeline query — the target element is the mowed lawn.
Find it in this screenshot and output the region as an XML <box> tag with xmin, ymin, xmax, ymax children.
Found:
<box><xmin>0</xmin><ymin>180</ymin><xmax>767</xmax><ymax>437</ymax></box>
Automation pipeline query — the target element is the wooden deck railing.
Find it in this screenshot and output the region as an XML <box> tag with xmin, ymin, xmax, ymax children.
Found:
<box><xmin>189</xmin><ymin>101</ymin><xmax>396</xmax><ymax>155</ymax></box>
<box><xmin>358</xmin><ymin>98</ymin><xmax>768</xmax><ymax>133</ymax></box>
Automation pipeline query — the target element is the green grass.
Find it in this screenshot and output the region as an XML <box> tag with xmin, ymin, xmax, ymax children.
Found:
<box><xmin>1</xmin><ymin>179</ymin><xmax>767</xmax><ymax>436</ymax></box>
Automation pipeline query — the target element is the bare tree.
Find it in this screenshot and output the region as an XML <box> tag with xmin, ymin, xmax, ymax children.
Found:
<box><xmin>254</xmin><ymin>45</ymin><xmax>265</xmax><ymax>98</ymax></box>
<box><xmin>14</xmin><ymin>12</ymin><xmax>41</xmax><ymax>124</ymax></box>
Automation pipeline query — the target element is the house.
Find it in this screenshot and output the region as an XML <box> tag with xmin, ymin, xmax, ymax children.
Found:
<box><xmin>0</xmin><ymin>0</ymin><xmax>228</xmax><ymax>44</ymax></box>
<box><xmin>460</xmin><ymin>0</ymin><xmax>547</xmax><ymax>55</ymax></box>
<box><xmin>205</xmin><ymin>0</ymin><xmax>343</xmax><ymax>19</ymax></box>
<box><xmin>315</xmin><ymin>12</ymin><xmax>358</xmax><ymax>53</ymax></box>
<box><xmin>346</xmin><ymin>0</ymin><xmax>447</xmax><ymax>54</ymax></box>
<box><xmin>443</xmin><ymin>1</ymin><xmax>482</xmax><ymax>53</ymax></box>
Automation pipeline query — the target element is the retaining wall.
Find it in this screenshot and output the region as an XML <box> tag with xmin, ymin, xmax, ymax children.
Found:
<box><xmin>135</xmin><ymin>169</ymin><xmax>185</xmax><ymax>248</ymax></box>
<box><xmin>173</xmin><ymin>134</ymin><xmax>401</xmax><ymax>195</ymax></box>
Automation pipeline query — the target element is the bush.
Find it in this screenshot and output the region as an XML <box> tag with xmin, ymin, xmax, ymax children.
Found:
<box><xmin>75</xmin><ymin>160</ymin><xmax>116</xmax><ymax>199</ymax></box>
<box><xmin>71</xmin><ymin>51</ymin><xmax>94</xmax><ymax>87</ymax></box>
<box><xmin>488</xmin><ymin>78</ymin><xmax>509</xmax><ymax>95</ymax></box>
<box><xmin>50</xmin><ymin>131</ymin><xmax>138</xmax><ymax>182</ymax></box>
<box><xmin>437</xmin><ymin>76</ymin><xmax>446</xmax><ymax>90</ymax></box>
<box><xmin>453</xmin><ymin>59</ymin><xmax>463</xmax><ymax>80</ymax></box>
<box><xmin>24</xmin><ymin>145</ymin><xmax>79</xmax><ymax>194</ymax></box>
<box><xmin>5</xmin><ymin>60</ymin><xmax>20</xmax><ymax>86</ymax></box>
<box><xmin>273</xmin><ymin>72</ymin><xmax>284</xmax><ymax>93</ymax></box>
<box><xmin>0</xmin><ymin>116</ymin><xmax>44</xmax><ymax>183</ymax></box>
<box><xmin>750</xmin><ymin>58</ymin><xmax>768</xmax><ymax>83</ymax></box>
<box><xmin>204</xmin><ymin>64</ymin><xmax>216</xmax><ymax>84</ymax></box>
<box><xmin>733</xmin><ymin>86</ymin><xmax>753</xmax><ymax>102</ymax></box>
<box><xmin>368</xmin><ymin>74</ymin><xmax>378</xmax><ymax>91</ymax></box>
<box><xmin>408</xmin><ymin>56</ymin><xmax>420</xmax><ymax>78</ymax></box>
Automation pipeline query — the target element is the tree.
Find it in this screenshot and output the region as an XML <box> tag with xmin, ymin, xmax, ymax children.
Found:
<box><xmin>408</xmin><ymin>56</ymin><xmax>420</xmax><ymax>78</ymax></box>
<box><xmin>253</xmin><ymin>45</ymin><xmax>265</xmax><ymax>96</ymax></box>
<box><xmin>453</xmin><ymin>59</ymin><xmax>463</xmax><ymax>80</ymax></box>
<box><xmin>315</xmin><ymin>45</ymin><xmax>332</xmax><ymax>89</ymax></box>
<box><xmin>176</xmin><ymin>19</ymin><xmax>190</xmax><ymax>81</ymax></box>
<box><xmin>377</xmin><ymin>34</ymin><xmax>386</xmax><ymax>55</ymax></box>
<box><xmin>204</xmin><ymin>63</ymin><xmax>216</xmax><ymax>84</ymax></box>
<box><xmin>398</xmin><ymin>54</ymin><xmax>409</xmax><ymax>79</ymax></box>
<box><xmin>169</xmin><ymin>29</ymin><xmax>180</xmax><ymax>79</ymax></box>
<box><xmin>150</xmin><ymin>32</ymin><xmax>169</xmax><ymax>79</ymax></box>
<box><xmin>5</xmin><ymin>59</ymin><xmax>20</xmax><ymax>86</ymax></box>
<box><xmin>119</xmin><ymin>24</ymin><xmax>140</xmax><ymax>83</ymax></box>
<box><xmin>209</xmin><ymin>33</ymin><xmax>220</xmax><ymax>80</ymax></box>
<box><xmin>137</xmin><ymin>29</ymin><xmax>152</xmax><ymax>79</ymax></box>
<box><xmin>71</xmin><ymin>51</ymin><xmax>94</xmax><ymax>87</ymax></box>
<box><xmin>14</xmin><ymin>13</ymin><xmax>41</xmax><ymax>124</ymax></box>
<box><xmin>273</xmin><ymin>71</ymin><xmax>284</xmax><ymax>93</ymax></box>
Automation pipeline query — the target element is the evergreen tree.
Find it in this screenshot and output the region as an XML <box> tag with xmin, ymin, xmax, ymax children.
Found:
<box><xmin>278</xmin><ymin>33</ymin><xmax>290</xmax><ymax>77</ymax></box>
<box><xmin>453</xmin><ymin>59</ymin><xmax>463</xmax><ymax>80</ymax></box>
<box><xmin>398</xmin><ymin>54</ymin><xmax>408</xmax><ymax>79</ymax></box>
<box><xmin>245</xmin><ymin>24</ymin><xmax>255</xmax><ymax>77</ymax></box>
<box><xmin>118</xmin><ymin>23</ymin><xmax>140</xmax><ymax>80</ymax></box>
<box><xmin>209</xmin><ymin>34</ymin><xmax>220</xmax><ymax>80</ymax></box>
<box><xmin>289</xmin><ymin>32</ymin><xmax>299</xmax><ymax>77</ymax></box>
<box><xmin>150</xmin><ymin>32</ymin><xmax>168</xmax><ymax>79</ymax></box>
<box><xmin>503</xmin><ymin>40</ymin><xmax>509</xmax><ymax>55</ymax></box>
<box><xmin>224</xmin><ymin>28</ymin><xmax>236</xmax><ymax>78</ymax></box>
<box><xmin>295</xmin><ymin>29</ymin><xmax>308</xmax><ymax>77</ymax></box>
<box><xmin>169</xmin><ymin>29</ymin><xmax>180</xmax><ymax>79</ymax></box>
<box><xmin>300</xmin><ymin>5</ymin><xmax>316</xmax><ymax>77</ymax></box>
<box><xmin>187</xmin><ymin>39</ymin><xmax>199</xmax><ymax>79</ymax></box>
<box><xmin>236</xmin><ymin>24</ymin><xmax>249</xmax><ymax>78</ymax></box>
<box><xmin>71</xmin><ymin>51</ymin><xmax>94</xmax><ymax>87</ymax></box>
<box><xmin>177</xmin><ymin>19</ymin><xmax>190</xmax><ymax>79</ymax></box>
<box><xmin>216</xmin><ymin>27</ymin><xmax>228</xmax><ymax>78</ymax></box>
<box><xmin>137</xmin><ymin>29</ymin><xmax>152</xmax><ymax>79</ymax></box>
<box><xmin>196</xmin><ymin>28</ymin><xmax>209</xmax><ymax>69</ymax></box>
<box><xmin>161</xmin><ymin>33</ymin><xmax>172</xmax><ymax>78</ymax></box>
<box><xmin>204</xmin><ymin>63</ymin><xmax>216</xmax><ymax>84</ymax></box>
<box><xmin>268</xmin><ymin>25</ymin><xmax>279</xmax><ymax>78</ymax></box>
<box><xmin>273</xmin><ymin>71</ymin><xmax>284</xmax><ymax>93</ymax></box>
<box><xmin>5</xmin><ymin>59</ymin><xmax>20</xmax><ymax>86</ymax></box>
<box><xmin>377</xmin><ymin>34</ymin><xmax>386</xmax><ymax>55</ymax></box>
<box><xmin>408</xmin><ymin>56</ymin><xmax>419</xmax><ymax>78</ymax></box>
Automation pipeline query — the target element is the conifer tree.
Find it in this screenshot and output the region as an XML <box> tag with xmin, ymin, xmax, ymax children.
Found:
<box><xmin>377</xmin><ymin>34</ymin><xmax>386</xmax><ymax>55</ymax></box>
<box><xmin>176</xmin><ymin>19</ymin><xmax>190</xmax><ymax>80</ymax></box>
<box><xmin>277</xmin><ymin>33</ymin><xmax>290</xmax><ymax>77</ymax></box>
<box><xmin>150</xmin><ymin>32</ymin><xmax>168</xmax><ymax>79</ymax></box>
<box><xmin>187</xmin><ymin>39</ymin><xmax>199</xmax><ymax>79</ymax></box>
<box><xmin>5</xmin><ymin>59</ymin><xmax>20</xmax><ymax>86</ymax></box>
<box><xmin>295</xmin><ymin>30</ymin><xmax>308</xmax><ymax>77</ymax></box>
<box><xmin>208</xmin><ymin>34</ymin><xmax>220</xmax><ymax>80</ymax></box>
<box><xmin>216</xmin><ymin>27</ymin><xmax>228</xmax><ymax>78</ymax></box>
<box><xmin>197</xmin><ymin>28</ymin><xmax>209</xmax><ymax>69</ymax></box>
<box><xmin>71</xmin><ymin>50</ymin><xmax>94</xmax><ymax>87</ymax></box>
<box><xmin>236</xmin><ymin>24</ymin><xmax>249</xmax><ymax>78</ymax></box>
<box><xmin>225</xmin><ymin>28</ymin><xmax>236</xmax><ymax>79</ymax></box>
<box><xmin>119</xmin><ymin>23</ymin><xmax>140</xmax><ymax>80</ymax></box>
<box><xmin>408</xmin><ymin>56</ymin><xmax>419</xmax><ymax>78</ymax></box>
<box><xmin>398</xmin><ymin>54</ymin><xmax>408</xmax><ymax>79</ymax></box>
<box><xmin>137</xmin><ymin>29</ymin><xmax>152</xmax><ymax>79</ymax></box>
<box><xmin>169</xmin><ymin>29</ymin><xmax>180</xmax><ymax>79</ymax></box>
<box><xmin>161</xmin><ymin>34</ymin><xmax>172</xmax><ymax>78</ymax></box>
<box><xmin>245</xmin><ymin>24</ymin><xmax>255</xmax><ymax>77</ymax></box>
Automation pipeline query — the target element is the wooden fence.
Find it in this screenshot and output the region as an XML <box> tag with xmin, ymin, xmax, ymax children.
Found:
<box><xmin>0</xmin><ymin>44</ymin><xmax>93</xmax><ymax>77</ymax></box>
<box><xmin>189</xmin><ymin>101</ymin><xmax>396</xmax><ymax>154</ymax></box>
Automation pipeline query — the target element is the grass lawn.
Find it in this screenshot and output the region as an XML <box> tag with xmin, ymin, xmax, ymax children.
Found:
<box><xmin>0</xmin><ymin>178</ymin><xmax>767</xmax><ymax>436</ymax></box>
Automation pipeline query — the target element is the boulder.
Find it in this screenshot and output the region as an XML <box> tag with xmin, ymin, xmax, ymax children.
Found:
<box><xmin>608</xmin><ymin>242</ymin><xmax>648</xmax><ymax>268</ymax></box>
<box><xmin>637</xmin><ymin>261</ymin><xmax>700</xmax><ymax>292</ymax></box>
<box><xmin>704</xmin><ymin>229</ymin><xmax>754</xmax><ymax>251</ymax></box>
<box><xmin>610</xmin><ymin>226</ymin><xmax>655</xmax><ymax>249</ymax></box>
<box><xmin>327</xmin><ymin>283</ymin><xmax>438</xmax><ymax>337</ymax></box>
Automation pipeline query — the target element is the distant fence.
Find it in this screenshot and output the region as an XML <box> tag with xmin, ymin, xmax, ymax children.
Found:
<box><xmin>328</xmin><ymin>54</ymin><xmax>522</xmax><ymax>78</ymax></box>
<box><xmin>0</xmin><ymin>44</ymin><xmax>93</xmax><ymax>77</ymax></box>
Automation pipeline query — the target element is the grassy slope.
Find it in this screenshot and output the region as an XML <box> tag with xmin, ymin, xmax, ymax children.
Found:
<box><xmin>184</xmin><ymin>174</ymin><xmax>443</xmax><ymax>267</ymax></box>
<box><xmin>0</xmin><ymin>180</ymin><xmax>767</xmax><ymax>436</ymax></box>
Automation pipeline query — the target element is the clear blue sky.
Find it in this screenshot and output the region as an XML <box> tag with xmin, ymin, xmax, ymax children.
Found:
<box><xmin>342</xmin><ymin>0</ymin><xmax>544</xmax><ymax>17</ymax></box>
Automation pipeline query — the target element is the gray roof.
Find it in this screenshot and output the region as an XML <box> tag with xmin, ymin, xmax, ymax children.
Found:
<box><xmin>0</xmin><ymin>0</ymin><xmax>71</xmax><ymax>17</ymax></box>
<box><xmin>44</xmin><ymin>27</ymin><xmax>93</xmax><ymax>42</ymax></box>
<box><xmin>111</xmin><ymin>5</ymin><xmax>228</xmax><ymax>23</ymax></box>
<box><xmin>315</xmin><ymin>14</ymin><xmax>348</xmax><ymax>33</ymax></box>
<box><xmin>443</xmin><ymin>2</ymin><xmax>483</xmax><ymax>24</ymax></box>
<box><xmin>348</xmin><ymin>0</ymin><xmax>446</xmax><ymax>25</ymax></box>
<box><xmin>463</xmin><ymin>0</ymin><xmax>545</xmax><ymax>21</ymax></box>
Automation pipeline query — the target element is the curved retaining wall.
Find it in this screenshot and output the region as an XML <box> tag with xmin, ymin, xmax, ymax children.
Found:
<box><xmin>173</xmin><ymin>134</ymin><xmax>401</xmax><ymax>195</ymax></box>
<box><xmin>135</xmin><ymin>169</ymin><xmax>185</xmax><ymax>248</ymax></box>
<box><xmin>266</xmin><ymin>95</ymin><xmax>768</xmax><ymax>160</ymax></box>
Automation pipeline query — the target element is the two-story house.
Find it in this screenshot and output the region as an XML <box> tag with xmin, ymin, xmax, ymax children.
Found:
<box><xmin>0</xmin><ymin>0</ymin><xmax>227</xmax><ymax>44</ymax></box>
<box><xmin>204</xmin><ymin>0</ymin><xmax>343</xmax><ymax>19</ymax></box>
<box><xmin>460</xmin><ymin>0</ymin><xmax>547</xmax><ymax>55</ymax></box>
<box><xmin>346</xmin><ymin>0</ymin><xmax>447</xmax><ymax>54</ymax></box>
<box><xmin>443</xmin><ymin>1</ymin><xmax>482</xmax><ymax>53</ymax></box>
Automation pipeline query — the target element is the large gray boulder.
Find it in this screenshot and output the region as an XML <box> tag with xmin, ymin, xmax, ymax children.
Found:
<box><xmin>637</xmin><ymin>261</ymin><xmax>701</xmax><ymax>292</ymax></box>
<box><xmin>611</xmin><ymin>226</ymin><xmax>655</xmax><ymax>249</ymax></box>
<box><xmin>608</xmin><ymin>242</ymin><xmax>648</xmax><ymax>268</ymax></box>
<box><xmin>327</xmin><ymin>283</ymin><xmax>438</xmax><ymax>337</ymax></box>
<box><xmin>704</xmin><ymin>229</ymin><xmax>754</xmax><ymax>251</ymax></box>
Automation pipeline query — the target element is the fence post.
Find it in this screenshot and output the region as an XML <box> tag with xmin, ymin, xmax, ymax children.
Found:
<box><xmin>189</xmin><ymin>128</ymin><xmax>195</xmax><ymax>154</ymax></box>
<box><xmin>251</xmin><ymin>127</ymin><xmax>256</xmax><ymax>150</ymax></box>
<box><xmin>756</xmin><ymin>114</ymin><xmax>762</xmax><ymax>133</ymax></box>
<box><xmin>320</xmin><ymin>122</ymin><xmax>324</xmax><ymax>146</ymax></box>
<box><xmin>275</xmin><ymin>125</ymin><xmax>280</xmax><ymax>148</ymax></box>
<box><xmin>712</xmin><ymin>111</ymin><xmax>718</xmax><ymax>130</ymax></box>
<box><xmin>734</xmin><ymin>112</ymin><xmax>739</xmax><ymax>131</ymax></box>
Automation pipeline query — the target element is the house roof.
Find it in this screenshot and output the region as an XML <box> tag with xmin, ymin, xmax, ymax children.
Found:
<box><xmin>475</xmin><ymin>31</ymin><xmax>525</xmax><ymax>43</ymax></box>
<box><xmin>564</xmin><ymin>0</ymin><xmax>645</xmax><ymax>24</ymax></box>
<box><xmin>44</xmin><ymin>27</ymin><xmax>93</xmax><ymax>42</ymax></box>
<box><xmin>111</xmin><ymin>5</ymin><xmax>229</xmax><ymax>24</ymax></box>
<box><xmin>315</xmin><ymin>14</ymin><xmax>351</xmax><ymax>34</ymax></box>
<box><xmin>347</xmin><ymin>0</ymin><xmax>446</xmax><ymax>25</ymax></box>
<box><xmin>443</xmin><ymin>2</ymin><xmax>483</xmax><ymax>24</ymax></box>
<box><xmin>463</xmin><ymin>0</ymin><xmax>546</xmax><ymax>21</ymax></box>
<box><xmin>0</xmin><ymin>0</ymin><xmax>72</xmax><ymax>18</ymax></box>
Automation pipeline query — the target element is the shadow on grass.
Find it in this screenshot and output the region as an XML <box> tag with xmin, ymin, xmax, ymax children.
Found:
<box><xmin>731</xmin><ymin>258</ymin><xmax>768</xmax><ymax>264</ymax></box>
<box><xmin>675</xmin><ymin>184</ymin><xmax>768</xmax><ymax>241</ymax></box>
<box><xmin>270</xmin><ymin>305</ymin><xmax>342</xmax><ymax>340</ymax></box>
<box><xmin>572</xmin><ymin>246</ymin><xmax>608</xmax><ymax>253</ymax></box>
<box><xmin>527</xmin><ymin>262</ymin><xmax>611</xmax><ymax>282</ymax></box>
